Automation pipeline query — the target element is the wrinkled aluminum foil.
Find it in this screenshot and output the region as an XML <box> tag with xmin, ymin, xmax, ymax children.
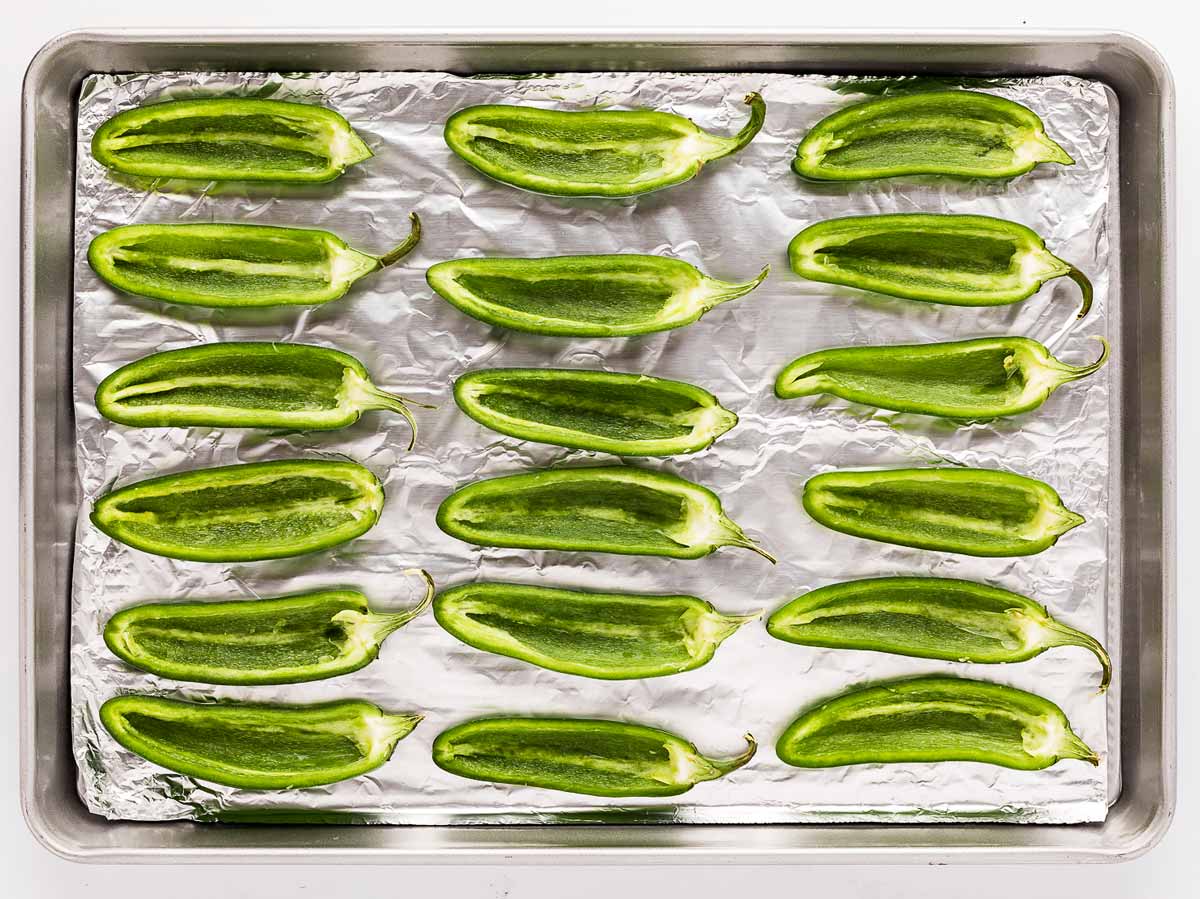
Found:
<box><xmin>71</xmin><ymin>70</ymin><xmax>1118</xmax><ymax>824</ymax></box>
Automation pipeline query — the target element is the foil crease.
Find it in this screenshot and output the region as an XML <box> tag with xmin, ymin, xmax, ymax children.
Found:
<box><xmin>71</xmin><ymin>70</ymin><xmax>1119</xmax><ymax>824</ymax></box>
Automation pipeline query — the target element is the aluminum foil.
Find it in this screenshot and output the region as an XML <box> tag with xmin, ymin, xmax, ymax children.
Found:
<box><xmin>71</xmin><ymin>70</ymin><xmax>1119</xmax><ymax>824</ymax></box>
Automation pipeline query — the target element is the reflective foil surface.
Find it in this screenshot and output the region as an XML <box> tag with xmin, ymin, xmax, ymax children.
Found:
<box><xmin>72</xmin><ymin>71</ymin><xmax>1118</xmax><ymax>823</ymax></box>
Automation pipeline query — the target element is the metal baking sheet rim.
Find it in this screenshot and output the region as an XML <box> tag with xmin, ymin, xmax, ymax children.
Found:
<box><xmin>19</xmin><ymin>29</ymin><xmax>1176</xmax><ymax>864</ymax></box>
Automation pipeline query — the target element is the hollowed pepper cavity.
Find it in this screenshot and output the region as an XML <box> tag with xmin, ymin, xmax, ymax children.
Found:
<box><xmin>777</xmin><ymin>676</ymin><xmax>1098</xmax><ymax>770</ymax></box>
<box><xmin>434</xmin><ymin>582</ymin><xmax>758</xmax><ymax>679</ymax></box>
<box><xmin>96</xmin><ymin>342</ymin><xmax>431</xmax><ymax>448</ymax></box>
<box><xmin>768</xmin><ymin>576</ymin><xmax>1111</xmax><ymax>692</ymax></box>
<box><xmin>793</xmin><ymin>90</ymin><xmax>1072</xmax><ymax>181</ymax></box>
<box><xmin>444</xmin><ymin>93</ymin><xmax>766</xmax><ymax>197</ymax></box>
<box><xmin>802</xmin><ymin>466</ymin><xmax>1084</xmax><ymax>557</ymax></box>
<box><xmin>104</xmin><ymin>570</ymin><xmax>435</xmax><ymax>685</ymax></box>
<box><xmin>433</xmin><ymin>717</ymin><xmax>757</xmax><ymax>796</ymax></box>
<box><xmin>91</xmin><ymin>459</ymin><xmax>385</xmax><ymax>563</ymax></box>
<box><xmin>454</xmin><ymin>367</ymin><xmax>737</xmax><ymax>456</ymax></box>
<box><xmin>101</xmin><ymin>695</ymin><xmax>422</xmax><ymax>789</ymax></box>
<box><xmin>427</xmin><ymin>253</ymin><xmax>768</xmax><ymax>337</ymax></box>
<box><xmin>436</xmin><ymin>465</ymin><xmax>774</xmax><ymax>562</ymax></box>
<box><xmin>775</xmin><ymin>335</ymin><xmax>1110</xmax><ymax>419</ymax></box>
<box><xmin>788</xmin><ymin>213</ymin><xmax>1093</xmax><ymax>320</ymax></box>
<box><xmin>92</xmin><ymin>98</ymin><xmax>372</xmax><ymax>183</ymax></box>
<box><xmin>88</xmin><ymin>214</ymin><xmax>420</xmax><ymax>308</ymax></box>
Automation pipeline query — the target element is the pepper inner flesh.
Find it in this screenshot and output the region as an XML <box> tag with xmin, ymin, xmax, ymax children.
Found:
<box><xmin>815</xmin><ymin>121</ymin><xmax>1018</xmax><ymax>174</ymax></box>
<box><xmin>795</xmin><ymin>92</ymin><xmax>1072</xmax><ymax>181</ymax></box>
<box><xmin>106</xmin><ymin>231</ymin><xmax>334</xmax><ymax>300</ymax></box>
<box><xmin>463</xmin><ymin>113</ymin><xmax>687</xmax><ymax>145</ymax></box>
<box><xmin>115</xmin><ymin>113</ymin><xmax>317</xmax><ymax>140</ymax></box>
<box><xmin>448</xmin><ymin>107</ymin><xmax>704</xmax><ymax>193</ymax></box>
<box><xmin>778</xmin><ymin>676</ymin><xmax>1096</xmax><ymax>769</ymax></box>
<box><xmin>456</xmin><ymin>596</ymin><xmax>701</xmax><ymax>671</ymax></box>
<box><xmin>114</xmin><ymin>373</ymin><xmax>347</xmax><ymax>414</ymax></box>
<box><xmin>99</xmin><ymin>109</ymin><xmax>348</xmax><ymax>177</ymax></box>
<box><xmin>450</xmin><ymin>480</ymin><xmax>688</xmax><ymax>550</ymax></box>
<box><xmin>468</xmin><ymin>138</ymin><xmax>666</xmax><ymax>187</ymax></box>
<box><xmin>111</xmin><ymin>230</ymin><xmax>328</xmax><ymax>264</ymax></box>
<box><xmin>116</xmin><ymin>475</ymin><xmax>360</xmax><ymax>519</ymax></box>
<box><xmin>468</xmin><ymin>376</ymin><xmax>700</xmax><ymax>441</ymax></box>
<box><xmin>454</xmin><ymin>273</ymin><xmax>675</xmax><ymax>326</ymax></box>
<box><xmin>799</xmin><ymin>700</ymin><xmax>1036</xmax><ymax>765</ymax></box>
<box><xmin>97</xmin><ymin>344</ymin><xmax>423</xmax><ymax>441</ymax></box>
<box><xmin>817</xmin><ymin>231</ymin><xmax>1020</xmax><ymax>285</ymax></box>
<box><xmin>103</xmin><ymin>474</ymin><xmax>371</xmax><ymax>552</ymax></box>
<box><xmin>792</xmin><ymin>607</ymin><xmax>1025</xmax><ymax>653</ymax></box>
<box><xmin>115</xmin><ymin>599</ymin><xmax>356</xmax><ymax>672</ymax></box>
<box><xmin>109</xmin><ymin>141</ymin><xmax>330</xmax><ymax>176</ymax></box>
<box><xmin>442</xmin><ymin>725</ymin><xmax>681</xmax><ymax>792</ymax></box>
<box><xmin>799</xmin><ymin>345</ymin><xmax>1026</xmax><ymax>409</ymax></box>
<box><xmin>817</xmin><ymin>478</ymin><xmax>1039</xmax><ymax>544</ymax></box>
<box><xmin>121</xmin><ymin>711</ymin><xmax>366</xmax><ymax>774</ymax></box>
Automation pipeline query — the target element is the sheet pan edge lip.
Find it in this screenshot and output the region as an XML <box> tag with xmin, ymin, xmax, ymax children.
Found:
<box><xmin>1156</xmin><ymin>6</ymin><xmax>1180</xmax><ymax>853</ymax></box>
<box><xmin>17</xmin><ymin>13</ymin><xmax>62</xmax><ymax>864</ymax></box>
<box><xmin>19</xmin><ymin>28</ymin><xmax>1177</xmax><ymax>864</ymax></box>
<box><xmin>17</xmin><ymin>25</ymin><xmax>1183</xmax><ymax>56</ymax></box>
<box><xmin>22</xmin><ymin>842</ymin><xmax>1162</xmax><ymax>867</ymax></box>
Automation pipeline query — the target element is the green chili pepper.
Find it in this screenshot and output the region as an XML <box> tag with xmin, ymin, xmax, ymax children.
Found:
<box><xmin>793</xmin><ymin>90</ymin><xmax>1072</xmax><ymax>181</ymax></box>
<box><xmin>432</xmin><ymin>717</ymin><xmax>757</xmax><ymax>796</ymax></box>
<box><xmin>434</xmin><ymin>582</ymin><xmax>758</xmax><ymax>679</ymax></box>
<box><xmin>104</xmin><ymin>570</ymin><xmax>434</xmax><ymax>685</ymax></box>
<box><xmin>776</xmin><ymin>676</ymin><xmax>1098</xmax><ymax>770</ymax></box>
<box><xmin>427</xmin><ymin>254</ymin><xmax>768</xmax><ymax>337</ymax></box>
<box><xmin>454</xmin><ymin>368</ymin><xmax>737</xmax><ymax>456</ymax></box>
<box><xmin>91</xmin><ymin>459</ymin><xmax>384</xmax><ymax>562</ymax></box>
<box><xmin>767</xmin><ymin>577</ymin><xmax>1111</xmax><ymax>692</ymax></box>
<box><xmin>775</xmin><ymin>335</ymin><xmax>1110</xmax><ymax>419</ymax></box>
<box><xmin>802</xmin><ymin>467</ymin><xmax>1083</xmax><ymax>557</ymax></box>
<box><xmin>437</xmin><ymin>466</ymin><xmax>774</xmax><ymax>561</ymax></box>
<box><xmin>443</xmin><ymin>93</ymin><xmax>766</xmax><ymax>197</ymax></box>
<box><xmin>88</xmin><ymin>214</ymin><xmax>420</xmax><ymax>308</ymax></box>
<box><xmin>92</xmin><ymin>98</ymin><xmax>372</xmax><ymax>183</ymax></box>
<box><xmin>95</xmin><ymin>342</ymin><xmax>429</xmax><ymax>449</ymax></box>
<box><xmin>100</xmin><ymin>695</ymin><xmax>422</xmax><ymax>789</ymax></box>
<box><xmin>788</xmin><ymin>213</ymin><xmax>1093</xmax><ymax>320</ymax></box>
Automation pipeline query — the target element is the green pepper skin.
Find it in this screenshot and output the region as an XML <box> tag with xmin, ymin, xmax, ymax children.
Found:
<box><xmin>802</xmin><ymin>467</ymin><xmax>1084</xmax><ymax>557</ymax></box>
<box><xmin>437</xmin><ymin>466</ymin><xmax>774</xmax><ymax>562</ymax></box>
<box><xmin>96</xmin><ymin>342</ymin><xmax>428</xmax><ymax>447</ymax></box>
<box><xmin>775</xmin><ymin>336</ymin><xmax>1110</xmax><ymax>419</ymax></box>
<box><xmin>454</xmin><ymin>368</ymin><xmax>737</xmax><ymax>456</ymax></box>
<box><xmin>777</xmin><ymin>676</ymin><xmax>1098</xmax><ymax>770</ymax></box>
<box><xmin>432</xmin><ymin>717</ymin><xmax>757</xmax><ymax>797</ymax></box>
<box><xmin>88</xmin><ymin>214</ymin><xmax>420</xmax><ymax>309</ymax></box>
<box><xmin>91</xmin><ymin>459</ymin><xmax>384</xmax><ymax>563</ymax></box>
<box><xmin>434</xmin><ymin>582</ymin><xmax>758</xmax><ymax>679</ymax></box>
<box><xmin>92</xmin><ymin>98</ymin><xmax>372</xmax><ymax>183</ymax></box>
<box><xmin>427</xmin><ymin>254</ymin><xmax>768</xmax><ymax>337</ymax></box>
<box><xmin>444</xmin><ymin>93</ymin><xmax>766</xmax><ymax>197</ymax></box>
<box><xmin>100</xmin><ymin>695</ymin><xmax>422</xmax><ymax>789</ymax></box>
<box><xmin>767</xmin><ymin>577</ymin><xmax>1111</xmax><ymax>692</ymax></box>
<box><xmin>794</xmin><ymin>91</ymin><xmax>1073</xmax><ymax>181</ymax></box>
<box><xmin>788</xmin><ymin>214</ymin><xmax>1093</xmax><ymax>320</ymax></box>
<box><xmin>105</xmin><ymin>571</ymin><xmax>434</xmax><ymax>685</ymax></box>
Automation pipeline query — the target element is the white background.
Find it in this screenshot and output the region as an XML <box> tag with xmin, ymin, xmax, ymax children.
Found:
<box><xmin>4</xmin><ymin>2</ymin><xmax>1191</xmax><ymax>896</ymax></box>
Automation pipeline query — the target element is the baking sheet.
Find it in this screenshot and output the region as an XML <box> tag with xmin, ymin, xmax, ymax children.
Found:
<box><xmin>70</xmin><ymin>70</ymin><xmax>1119</xmax><ymax>824</ymax></box>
